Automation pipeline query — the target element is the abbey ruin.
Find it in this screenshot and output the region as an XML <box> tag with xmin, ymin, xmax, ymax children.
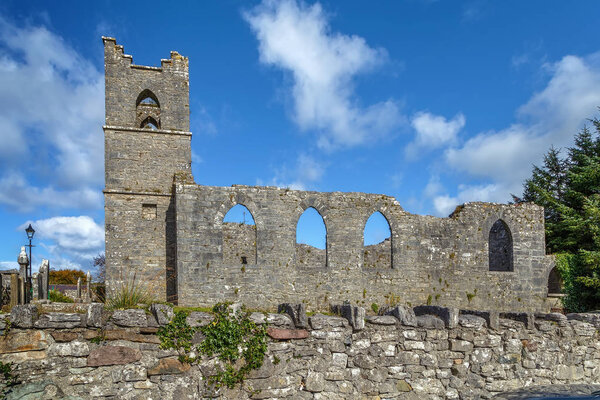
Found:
<box><xmin>103</xmin><ymin>37</ymin><xmax>559</xmax><ymax>312</ymax></box>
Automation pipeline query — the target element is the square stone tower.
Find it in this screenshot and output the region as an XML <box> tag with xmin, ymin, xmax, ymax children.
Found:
<box><xmin>103</xmin><ymin>37</ymin><xmax>192</xmax><ymax>302</ymax></box>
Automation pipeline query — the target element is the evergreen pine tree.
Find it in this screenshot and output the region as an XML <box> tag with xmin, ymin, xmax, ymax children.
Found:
<box><xmin>518</xmin><ymin>116</ymin><xmax>600</xmax><ymax>311</ymax></box>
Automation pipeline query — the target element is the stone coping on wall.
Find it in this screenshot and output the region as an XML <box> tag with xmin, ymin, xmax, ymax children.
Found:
<box><xmin>103</xmin><ymin>125</ymin><xmax>192</xmax><ymax>136</ymax></box>
<box><xmin>0</xmin><ymin>303</ymin><xmax>598</xmax><ymax>399</ymax></box>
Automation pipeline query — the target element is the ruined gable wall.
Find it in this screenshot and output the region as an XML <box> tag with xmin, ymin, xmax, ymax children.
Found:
<box><xmin>175</xmin><ymin>183</ymin><xmax>553</xmax><ymax>312</ymax></box>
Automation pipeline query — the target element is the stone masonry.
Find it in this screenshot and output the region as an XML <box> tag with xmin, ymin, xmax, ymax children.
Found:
<box><xmin>1</xmin><ymin>304</ymin><xmax>599</xmax><ymax>399</ymax></box>
<box><xmin>103</xmin><ymin>37</ymin><xmax>558</xmax><ymax>312</ymax></box>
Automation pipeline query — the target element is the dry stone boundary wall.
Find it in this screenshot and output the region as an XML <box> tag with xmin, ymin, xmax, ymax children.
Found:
<box><xmin>1</xmin><ymin>303</ymin><xmax>599</xmax><ymax>399</ymax></box>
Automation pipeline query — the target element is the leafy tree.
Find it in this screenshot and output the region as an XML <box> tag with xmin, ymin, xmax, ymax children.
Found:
<box><xmin>516</xmin><ymin>116</ymin><xmax>600</xmax><ymax>311</ymax></box>
<box><xmin>49</xmin><ymin>269</ymin><xmax>87</xmax><ymax>285</ymax></box>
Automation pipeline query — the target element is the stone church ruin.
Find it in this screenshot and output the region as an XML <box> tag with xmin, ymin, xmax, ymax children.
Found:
<box><xmin>103</xmin><ymin>37</ymin><xmax>557</xmax><ymax>312</ymax></box>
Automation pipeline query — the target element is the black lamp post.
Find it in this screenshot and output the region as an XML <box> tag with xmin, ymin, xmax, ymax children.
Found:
<box><xmin>25</xmin><ymin>224</ymin><xmax>35</xmax><ymax>301</ymax></box>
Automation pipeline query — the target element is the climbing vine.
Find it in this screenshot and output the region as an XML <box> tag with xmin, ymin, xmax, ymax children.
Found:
<box><xmin>157</xmin><ymin>303</ymin><xmax>268</xmax><ymax>389</ymax></box>
<box><xmin>0</xmin><ymin>361</ymin><xmax>18</xmax><ymax>397</ymax></box>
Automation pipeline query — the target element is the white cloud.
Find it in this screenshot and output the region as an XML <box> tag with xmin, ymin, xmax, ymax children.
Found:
<box><xmin>244</xmin><ymin>0</ymin><xmax>404</xmax><ymax>149</ymax></box>
<box><xmin>0</xmin><ymin>172</ymin><xmax>102</xmax><ymax>213</ymax></box>
<box><xmin>20</xmin><ymin>216</ymin><xmax>104</xmax><ymax>269</ymax></box>
<box><xmin>406</xmin><ymin>112</ymin><xmax>465</xmax><ymax>158</ymax></box>
<box><xmin>442</xmin><ymin>53</ymin><xmax>600</xmax><ymax>206</ymax></box>
<box><xmin>432</xmin><ymin>183</ymin><xmax>502</xmax><ymax>216</ymax></box>
<box><xmin>263</xmin><ymin>153</ymin><xmax>325</xmax><ymax>190</ymax></box>
<box><xmin>0</xmin><ymin>17</ymin><xmax>104</xmax><ymax>212</ymax></box>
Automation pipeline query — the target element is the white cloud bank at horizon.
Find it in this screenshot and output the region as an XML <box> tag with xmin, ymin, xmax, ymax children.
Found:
<box><xmin>244</xmin><ymin>0</ymin><xmax>405</xmax><ymax>150</ymax></box>
<box><xmin>19</xmin><ymin>216</ymin><xmax>104</xmax><ymax>271</ymax></box>
<box><xmin>0</xmin><ymin>16</ymin><xmax>104</xmax><ymax>213</ymax></box>
<box><xmin>430</xmin><ymin>53</ymin><xmax>600</xmax><ymax>216</ymax></box>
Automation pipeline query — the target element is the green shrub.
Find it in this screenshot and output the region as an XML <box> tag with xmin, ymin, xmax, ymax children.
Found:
<box><xmin>49</xmin><ymin>290</ymin><xmax>74</xmax><ymax>303</ymax></box>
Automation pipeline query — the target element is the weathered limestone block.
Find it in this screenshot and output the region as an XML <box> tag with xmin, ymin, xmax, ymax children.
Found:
<box><xmin>500</xmin><ymin>311</ymin><xmax>535</xmax><ymax>329</ymax></box>
<box><xmin>571</xmin><ymin>320</ymin><xmax>596</xmax><ymax>337</ymax></box>
<box><xmin>366</xmin><ymin>315</ymin><xmax>397</xmax><ymax>325</ymax></box>
<box><xmin>87</xmin><ymin>345</ymin><xmax>142</xmax><ymax>366</ymax></box>
<box><xmin>5</xmin><ymin>380</ymin><xmax>65</xmax><ymax>400</ymax></box>
<box><xmin>567</xmin><ymin>313</ymin><xmax>600</xmax><ymax>328</ymax></box>
<box><xmin>147</xmin><ymin>358</ymin><xmax>191</xmax><ymax>375</ymax></box>
<box><xmin>48</xmin><ymin>341</ymin><xmax>90</xmax><ymax>357</ymax></box>
<box><xmin>111</xmin><ymin>309</ymin><xmax>148</xmax><ymax>327</ymax></box>
<box><xmin>266</xmin><ymin>327</ymin><xmax>309</xmax><ymax>340</ymax></box>
<box><xmin>34</xmin><ymin>313</ymin><xmax>85</xmax><ymax>329</ymax></box>
<box><xmin>458</xmin><ymin>314</ymin><xmax>486</xmax><ymax>329</ymax></box>
<box><xmin>278</xmin><ymin>303</ymin><xmax>308</xmax><ymax>328</ymax></box>
<box><xmin>0</xmin><ymin>330</ymin><xmax>49</xmax><ymax>354</ymax></box>
<box><xmin>461</xmin><ymin>310</ymin><xmax>499</xmax><ymax>330</ymax></box>
<box><xmin>51</xmin><ymin>331</ymin><xmax>78</xmax><ymax>342</ymax></box>
<box><xmin>250</xmin><ymin>312</ymin><xmax>294</xmax><ymax>328</ymax></box>
<box><xmin>536</xmin><ymin>312</ymin><xmax>568</xmax><ymax>326</ymax></box>
<box><xmin>305</xmin><ymin>371</ymin><xmax>325</xmax><ymax>392</ymax></box>
<box><xmin>309</xmin><ymin>315</ymin><xmax>348</xmax><ymax>330</ymax></box>
<box><xmin>450</xmin><ymin>339</ymin><xmax>474</xmax><ymax>352</ymax></box>
<box><xmin>151</xmin><ymin>303</ymin><xmax>174</xmax><ymax>326</ymax></box>
<box><xmin>87</xmin><ymin>303</ymin><xmax>103</xmax><ymax>327</ymax></box>
<box><xmin>102</xmin><ymin>330</ymin><xmax>161</xmax><ymax>344</ymax></box>
<box><xmin>10</xmin><ymin>304</ymin><xmax>38</xmax><ymax>328</ymax></box>
<box><xmin>414</xmin><ymin>305</ymin><xmax>459</xmax><ymax>328</ymax></box>
<box><xmin>385</xmin><ymin>306</ymin><xmax>417</xmax><ymax>327</ymax></box>
<box><xmin>416</xmin><ymin>315</ymin><xmax>445</xmax><ymax>329</ymax></box>
<box><xmin>471</xmin><ymin>348</ymin><xmax>493</xmax><ymax>364</ymax></box>
<box><xmin>123</xmin><ymin>365</ymin><xmax>147</xmax><ymax>382</ymax></box>
<box><xmin>331</xmin><ymin>304</ymin><xmax>365</xmax><ymax>331</ymax></box>
<box><xmin>186</xmin><ymin>311</ymin><xmax>213</xmax><ymax>327</ymax></box>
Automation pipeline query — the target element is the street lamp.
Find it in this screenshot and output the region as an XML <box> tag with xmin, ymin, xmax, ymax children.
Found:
<box><xmin>25</xmin><ymin>224</ymin><xmax>35</xmax><ymax>302</ymax></box>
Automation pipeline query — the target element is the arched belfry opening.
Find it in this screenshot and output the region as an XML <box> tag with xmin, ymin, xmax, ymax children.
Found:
<box><xmin>222</xmin><ymin>204</ymin><xmax>257</xmax><ymax>266</ymax></box>
<box><xmin>295</xmin><ymin>207</ymin><xmax>327</xmax><ymax>268</ymax></box>
<box><xmin>363</xmin><ymin>211</ymin><xmax>392</xmax><ymax>268</ymax></box>
<box><xmin>140</xmin><ymin>116</ymin><xmax>159</xmax><ymax>130</ymax></box>
<box><xmin>547</xmin><ymin>267</ymin><xmax>563</xmax><ymax>295</ymax></box>
<box><xmin>136</xmin><ymin>89</ymin><xmax>160</xmax><ymax>107</ymax></box>
<box><xmin>488</xmin><ymin>219</ymin><xmax>513</xmax><ymax>271</ymax></box>
<box><xmin>136</xmin><ymin>89</ymin><xmax>161</xmax><ymax>129</ymax></box>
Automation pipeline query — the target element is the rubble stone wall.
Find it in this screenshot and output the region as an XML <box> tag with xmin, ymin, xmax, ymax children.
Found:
<box><xmin>1</xmin><ymin>304</ymin><xmax>599</xmax><ymax>400</ymax></box>
<box><xmin>176</xmin><ymin>182</ymin><xmax>555</xmax><ymax>312</ymax></box>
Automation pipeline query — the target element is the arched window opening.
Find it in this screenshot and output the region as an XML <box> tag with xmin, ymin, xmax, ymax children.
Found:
<box><xmin>295</xmin><ymin>207</ymin><xmax>326</xmax><ymax>268</ymax></box>
<box><xmin>489</xmin><ymin>219</ymin><xmax>513</xmax><ymax>271</ymax></box>
<box><xmin>222</xmin><ymin>204</ymin><xmax>256</xmax><ymax>265</ymax></box>
<box><xmin>140</xmin><ymin>116</ymin><xmax>159</xmax><ymax>130</ymax></box>
<box><xmin>140</xmin><ymin>97</ymin><xmax>157</xmax><ymax>105</ymax></box>
<box><xmin>363</xmin><ymin>211</ymin><xmax>392</xmax><ymax>269</ymax></box>
<box><xmin>547</xmin><ymin>267</ymin><xmax>563</xmax><ymax>295</ymax></box>
<box><xmin>136</xmin><ymin>89</ymin><xmax>160</xmax><ymax>107</ymax></box>
<box><xmin>136</xmin><ymin>89</ymin><xmax>161</xmax><ymax>129</ymax></box>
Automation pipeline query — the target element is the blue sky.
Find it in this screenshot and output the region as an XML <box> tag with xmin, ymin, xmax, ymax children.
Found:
<box><xmin>1</xmin><ymin>0</ymin><xmax>600</xmax><ymax>272</ymax></box>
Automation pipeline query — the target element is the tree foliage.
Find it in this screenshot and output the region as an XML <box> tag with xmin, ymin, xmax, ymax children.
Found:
<box><xmin>48</xmin><ymin>269</ymin><xmax>87</xmax><ymax>285</ymax></box>
<box><xmin>516</xmin><ymin>116</ymin><xmax>600</xmax><ymax>311</ymax></box>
